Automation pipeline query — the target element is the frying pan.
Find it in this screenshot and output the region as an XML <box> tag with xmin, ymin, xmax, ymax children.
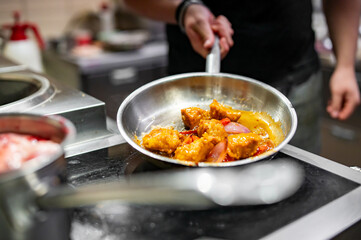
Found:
<box><xmin>116</xmin><ymin>38</ymin><xmax>298</xmax><ymax>167</ymax></box>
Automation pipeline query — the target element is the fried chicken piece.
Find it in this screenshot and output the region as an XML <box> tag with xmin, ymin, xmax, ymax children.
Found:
<box><xmin>142</xmin><ymin>128</ymin><xmax>183</xmax><ymax>154</ymax></box>
<box><xmin>174</xmin><ymin>136</ymin><xmax>214</xmax><ymax>162</ymax></box>
<box><xmin>210</xmin><ymin>99</ymin><xmax>242</xmax><ymax>122</ymax></box>
<box><xmin>181</xmin><ymin>107</ymin><xmax>210</xmax><ymax>129</ymax></box>
<box><xmin>197</xmin><ymin>119</ymin><xmax>228</xmax><ymax>144</ymax></box>
<box><xmin>227</xmin><ymin>133</ymin><xmax>262</xmax><ymax>159</ymax></box>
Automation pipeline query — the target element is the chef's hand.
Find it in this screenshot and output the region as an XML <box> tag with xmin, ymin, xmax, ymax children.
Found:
<box><xmin>327</xmin><ymin>66</ymin><xmax>361</xmax><ymax>120</ymax></box>
<box><xmin>183</xmin><ymin>4</ymin><xmax>234</xmax><ymax>59</ymax></box>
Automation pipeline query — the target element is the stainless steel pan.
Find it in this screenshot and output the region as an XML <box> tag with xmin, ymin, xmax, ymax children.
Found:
<box><xmin>117</xmin><ymin>38</ymin><xmax>298</xmax><ymax>167</ymax></box>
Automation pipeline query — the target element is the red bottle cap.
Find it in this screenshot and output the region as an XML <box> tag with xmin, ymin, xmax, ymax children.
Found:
<box><xmin>9</xmin><ymin>11</ymin><xmax>27</xmax><ymax>41</ymax></box>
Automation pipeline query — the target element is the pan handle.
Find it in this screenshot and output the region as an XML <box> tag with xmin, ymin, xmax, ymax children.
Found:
<box><xmin>36</xmin><ymin>183</ymin><xmax>214</xmax><ymax>209</ymax></box>
<box><xmin>36</xmin><ymin>170</ymin><xmax>216</xmax><ymax>210</ymax></box>
<box><xmin>36</xmin><ymin>159</ymin><xmax>304</xmax><ymax>210</ymax></box>
<box><xmin>205</xmin><ymin>36</ymin><xmax>220</xmax><ymax>74</ymax></box>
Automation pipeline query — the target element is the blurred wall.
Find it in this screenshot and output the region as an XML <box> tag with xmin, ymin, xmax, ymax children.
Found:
<box><xmin>0</xmin><ymin>0</ymin><xmax>106</xmax><ymax>39</ymax></box>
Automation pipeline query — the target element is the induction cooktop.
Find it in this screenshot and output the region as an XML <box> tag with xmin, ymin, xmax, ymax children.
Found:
<box><xmin>66</xmin><ymin>143</ymin><xmax>361</xmax><ymax>240</ymax></box>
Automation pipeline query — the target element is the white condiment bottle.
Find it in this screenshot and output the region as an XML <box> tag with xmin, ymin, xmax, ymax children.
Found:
<box><xmin>2</xmin><ymin>11</ymin><xmax>45</xmax><ymax>72</ymax></box>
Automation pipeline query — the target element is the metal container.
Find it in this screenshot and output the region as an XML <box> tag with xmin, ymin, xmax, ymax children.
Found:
<box><xmin>0</xmin><ymin>113</ymin><xmax>75</xmax><ymax>240</ymax></box>
<box><xmin>117</xmin><ymin>38</ymin><xmax>298</xmax><ymax>167</ymax></box>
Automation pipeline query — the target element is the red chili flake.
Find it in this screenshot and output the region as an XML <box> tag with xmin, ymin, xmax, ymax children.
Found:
<box><xmin>220</xmin><ymin>118</ymin><xmax>231</xmax><ymax>126</ymax></box>
<box><xmin>253</xmin><ymin>144</ymin><xmax>269</xmax><ymax>156</ymax></box>
<box><xmin>223</xmin><ymin>154</ymin><xmax>235</xmax><ymax>162</ymax></box>
<box><xmin>180</xmin><ymin>129</ymin><xmax>197</xmax><ymax>135</ymax></box>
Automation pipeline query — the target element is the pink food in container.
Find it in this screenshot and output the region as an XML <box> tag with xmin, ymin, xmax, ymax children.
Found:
<box><xmin>0</xmin><ymin>133</ymin><xmax>61</xmax><ymax>173</ymax></box>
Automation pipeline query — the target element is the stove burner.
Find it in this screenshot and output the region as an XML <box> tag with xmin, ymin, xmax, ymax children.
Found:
<box><xmin>0</xmin><ymin>72</ymin><xmax>55</xmax><ymax>112</ymax></box>
<box><xmin>0</xmin><ymin>80</ymin><xmax>38</xmax><ymax>105</ymax></box>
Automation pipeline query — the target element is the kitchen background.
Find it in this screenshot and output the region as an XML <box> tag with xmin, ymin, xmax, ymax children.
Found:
<box><xmin>0</xmin><ymin>0</ymin><xmax>131</xmax><ymax>39</ymax></box>
<box><xmin>0</xmin><ymin>0</ymin><xmax>360</xmax><ymax>167</ymax></box>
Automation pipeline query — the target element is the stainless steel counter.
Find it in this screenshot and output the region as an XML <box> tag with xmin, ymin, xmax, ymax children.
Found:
<box><xmin>0</xmin><ymin>57</ymin><xmax>123</xmax><ymax>156</ymax></box>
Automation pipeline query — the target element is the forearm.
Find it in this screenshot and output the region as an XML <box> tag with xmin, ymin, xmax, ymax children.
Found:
<box><xmin>123</xmin><ymin>0</ymin><xmax>181</xmax><ymax>24</ymax></box>
<box><xmin>323</xmin><ymin>0</ymin><xmax>361</xmax><ymax>69</ymax></box>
